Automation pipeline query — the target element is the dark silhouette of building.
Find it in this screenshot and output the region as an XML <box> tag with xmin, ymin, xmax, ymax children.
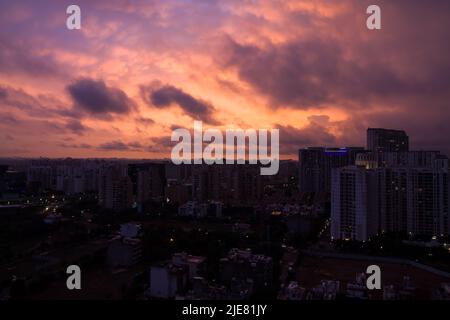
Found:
<box><xmin>219</xmin><ymin>248</ymin><xmax>273</xmax><ymax>292</ymax></box>
<box><xmin>98</xmin><ymin>165</ymin><xmax>133</xmax><ymax>212</ymax></box>
<box><xmin>367</xmin><ymin>128</ymin><xmax>409</xmax><ymax>153</ymax></box>
<box><xmin>298</xmin><ymin>147</ymin><xmax>365</xmax><ymax>194</ymax></box>
<box><xmin>134</xmin><ymin>163</ymin><xmax>166</xmax><ymax>213</ymax></box>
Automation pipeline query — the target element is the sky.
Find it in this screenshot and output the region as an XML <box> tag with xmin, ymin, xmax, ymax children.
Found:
<box><xmin>1</xmin><ymin>0</ymin><xmax>450</xmax><ymax>159</ymax></box>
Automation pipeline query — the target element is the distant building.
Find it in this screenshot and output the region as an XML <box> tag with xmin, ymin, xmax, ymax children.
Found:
<box><xmin>331</xmin><ymin>166</ymin><xmax>378</xmax><ymax>241</ymax></box>
<box><xmin>219</xmin><ymin>248</ymin><xmax>273</xmax><ymax>291</ymax></box>
<box><xmin>165</xmin><ymin>181</ymin><xmax>192</xmax><ymax>206</ymax></box>
<box><xmin>357</xmin><ymin>150</ymin><xmax>443</xmax><ymax>170</ymax></box>
<box><xmin>285</xmin><ymin>214</ymin><xmax>316</xmax><ymax>238</ymax></box>
<box><xmin>0</xmin><ymin>169</ymin><xmax>26</xmax><ymax>199</ymax></box>
<box><xmin>307</xmin><ymin>280</ymin><xmax>340</xmax><ymax>300</ymax></box>
<box><xmin>148</xmin><ymin>252</ymin><xmax>206</xmax><ymax>299</ymax></box>
<box><xmin>178</xmin><ymin>201</ymin><xmax>223</xmax><ymax>218</ymax></box>
<box><xmin>232</xmin><ymin>223</ymin><xmax>252</xmax><ymax>236</ymax></box>
<box><xmin>183</xmin><ymin>277</ymin><xmax>253</xmax><ymax>300</ymax></box>
<box><xmin>149</xmin><ymin>263</ymin><xmax>187</xmax><ymax>299</ymax></box>
<box><xmin>332</xmin><ymin>128</ymin><xmax>450</xmax><ymax>241</ymax></box>
<box><xmin>331</xmin><ymin>160</ymin><xmax>450</xmax><ymax>240</ymax></box>
<box><xmin>27</xmin><ymin>166</ymin><xmax>53</xmax><ymax>192</ymax></box>
<box><xmin>192</xmin><ymin>164</ymin><xmax>224</xmax><ymax>203</ymax></box>
<box><xmin>383</xmin><ymin>276</ymin><xmax>416</xmax><ymax>300</ymax></box>
<box><xmin>346</xmin><ymin>273</ymin><xmax>368</xmax><ymax>299</ymax></box>
<box><xmin>107</xmin><ymin>224</ymin><xmax>142</xmax><ymax>267</ymax></box>
<box><xmin>279</xmin><ymin>281</ymin><xmax>306</xmax><ymax>300</ymax></box>
<box><xmin>134</xmin><ymin>163</ymin><xmax>166</xmax><ymax>213</ymax></box>
<box><xmin>191</xmin><ymin>164</ymin><xmax>263</xmax><ymax>206</ymax></box>
<box><xmin>378</xmin><ymin>150</ymin><xmax>440</xmax><ymax>168</ymax></box>
<box><xmin>432</xmin><ymin>283</ymin><xmax>450</xmax><ymax>300</ymax></box>
<box><xmin>165</xmin><ymin>163</ymin><xmax>192</xmax><ymax>183</ymax></box>
<box><xmin>355</xmin><ymin>152</ymin><xmax>379</xmax><ymax>169</ymax></box>
<box><xmin>56</xmin><ymin>165</ymin><xmax>89</xmax><ymax>195</ymax></box>
<box><xmin>0</xmin><ymin>165</ymin><xmax>8</xmax><ymax>196</ymax></box>
<box><xmin>171</xmin><ymin>252</ymin><xmax>206</xmax><ymax>281</ymax></box>
<box><xmin>298</xmin><ymin>147</ymin><xmax>365</xmax><ymax>194</ymax></box>
<box><xmin>367</xmin><ymin>128</ymin><xmax>409</xmax><ymax>153</ymax></box>
<box><xmin>98</xmin><ymin>165</ymin><xmax>133</xmax><ymax>212</ymax></box>
<box><xmin>120</xmin><ymin>222</ymin><xmax>142</xmax><ymax>238</ymax></box>
<box><xmin>383</xmin><ymin>285</ymin><xmax>397</xmax><ymax>300</ymax></box>
<box><xmin>378</xmin><ymin>165</ymin><xmax>449</xmax><ymax>236</ymax></box>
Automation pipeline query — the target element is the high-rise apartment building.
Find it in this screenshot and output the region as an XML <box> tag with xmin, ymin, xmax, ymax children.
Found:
<box><xmin>331</xmin><ymin>158</ymin><xmax>450</xmax><ymax>241</ymax></box>
<box><xmin>27</xmin><ymin>165</ymin><xmax>53</xmax><ymax>192</ymax></box>
<box><xmin>191</xmin><ymin>163</ymin><xmax>263</xmax><ymax>206</ymax></box>
<box><xmin>135</xmin><ymin>163</ymin><xmax>166</xmax><ymax>213</ymax></box>
<box><xmin>332</xmin><ymin>128</ymin><xmax>449</xmax><ymax>240</ymax></box>
<box><xmin>367</xmin><ymin>128</ymin><xmax>409</xmax><ymax>153</ymax></box>
<box><xmin>331</xmin><ymin>166</ymin><xmax>378</xmax><ymax>241</ymax></box>
<box><xmin>299</xmin><ymin>147</ymin><xmax>365</xmax><ymax>194</ymax></box>
<box><xmin>98</xmin><ymin>165</ymin><xmax>133</xmax><ymax>212</ymax></box>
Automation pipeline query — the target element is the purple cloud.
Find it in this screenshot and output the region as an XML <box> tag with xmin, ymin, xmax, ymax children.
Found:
<box><xmin>142</xmin><ymin>84</ymin><xmax>222</xmax><ymax>125</ymax></box>
<box><xmin>67</xmin><ymin>78</ymin><xmax>136</xmax><ymax>117</ymax></box>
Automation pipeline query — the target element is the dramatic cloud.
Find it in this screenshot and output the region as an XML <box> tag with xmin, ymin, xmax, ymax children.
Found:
<box><xmin>142</xmin><ymin>84</ymin><xmax>222</xmax><ymax>125</ymax></box>
<box><xmin>0</xmin><ymin>113</ymin><xmax>19</xmax><ymax>124</ymax></box>
<box><xmin>276</xmin><ymin>116</ymin><xmax>337</xmax><ymax>155</ymax></box>
<box><xmin>135</xmin><ymin>117</ymin><xmax>155</xmax><ymax>126</ymax></box>
<box><xmin>0</xmin><ymin>87</ymin><xmax>7</xmax><ymax>99</ymax></box>
<box><xmin>0</xmin><ymin>85</ymin><xmax>81</xmax><ymax>120</ymax></box>
<box><xmin>65</xmin><ymin>120</ymin><xmax>88</xmax><ymax>135</ymax></box>
<box><xmin>97</xmin><ymin>140</ymin><xmax>145</xmax><ymax>152</ymax></box>
<box><xmin>67</xmin><ymin>78</ymin><xmax>136</xmax><ymax>117</ymax></box>
<box><xmin>220</xmin><ymin>30</ymin><xmax>448</xmax><ymax>110</ymax></box>
<box><xmin>58</xmin><ymin>142</ymin><xmax>93</xmax><ymax>149</ymax></box>
<box><xmin>1</xmin><ymin>0</ymin><xmax>450</xmax><ymax>157</ymax></box>
<box><xmin>0</xmin><ymin>34</ymin><xmax>64</xmax><ymax>79</ymax></box>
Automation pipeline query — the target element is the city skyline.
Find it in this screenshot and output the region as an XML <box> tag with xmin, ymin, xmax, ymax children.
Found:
<box><xmin>1</xmin><ymin>0</ymin><xmax>450</xmax><ymax>159</ymax></box>
<box><xmin>2</xmin><ymin>125</ymin><xmax>450</xmax><ymax>301</ymax></box>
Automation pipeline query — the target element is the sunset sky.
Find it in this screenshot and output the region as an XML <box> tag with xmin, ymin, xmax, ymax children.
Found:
<box><xmin>1</xmin><ymin>0</ymin><xmax>450</xmax><ymax>159</ymax></box>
